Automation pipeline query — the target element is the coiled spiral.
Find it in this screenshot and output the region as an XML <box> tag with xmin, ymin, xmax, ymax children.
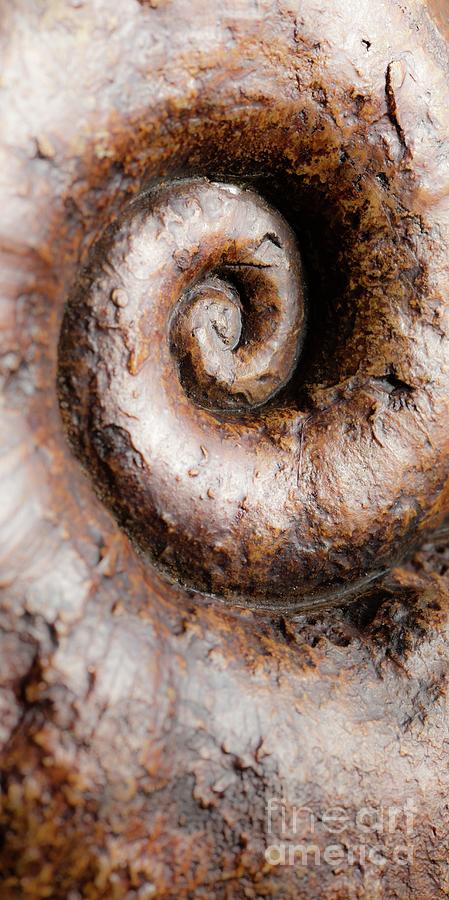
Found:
<box><xmin>2</xmin><ymin>2</ymin><xmax>449</xmax><ymax>898</ymax></box>
<box><xmin>59</xmin><ymin>156</ymin><xmax>449</xmax><ymax>610</ymax></box>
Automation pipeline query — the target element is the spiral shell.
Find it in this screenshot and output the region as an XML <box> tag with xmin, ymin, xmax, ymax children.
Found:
<box><xmin>59</xmin><ymin>162</ymin><xmax>449</xmax><ymax>609</ymax></box>
<box><xmin>2</xmin><ymin>2</ymin><xmax>449</xmax><ymax>896</ymax></box>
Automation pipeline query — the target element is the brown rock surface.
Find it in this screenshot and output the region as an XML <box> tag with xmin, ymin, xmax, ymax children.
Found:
<box><xmin>0</xmin><ymin>1</ymin><xmax>448</xmax><ymax>897</ymax></box>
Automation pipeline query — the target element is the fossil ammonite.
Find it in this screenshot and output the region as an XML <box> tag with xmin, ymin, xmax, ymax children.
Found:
<box><xmin>58</xmin><ymin>105</ymin><xmax>449</xmax><ymax>610</ymax></box>
<box><xmin>1</xmin><ymin>0</ymin><xmax>449</xmax><ymax>897</ymax></box>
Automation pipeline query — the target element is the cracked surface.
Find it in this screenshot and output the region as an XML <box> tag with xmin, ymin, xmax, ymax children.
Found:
<box><xmin>0</xmin><ymin>0</ymin><xmax>449</xmax><ymax>897</ymax></box>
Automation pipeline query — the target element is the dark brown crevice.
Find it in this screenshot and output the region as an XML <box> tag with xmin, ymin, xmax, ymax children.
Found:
<box><xmin>385</xmin><ymin>61</ymin><xmax>407</xmax><ymax>149</ymax></box>
<box><xmin>374</xmin><ymin>370</ymin><xmax>415</xmax><ymax>395</ymax></box>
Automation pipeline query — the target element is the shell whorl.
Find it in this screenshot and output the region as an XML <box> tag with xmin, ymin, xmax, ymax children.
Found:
<box><xmin>59</xmin><ymin>170</ymin><xmax>449</xmax><ymax>611</ymax></box>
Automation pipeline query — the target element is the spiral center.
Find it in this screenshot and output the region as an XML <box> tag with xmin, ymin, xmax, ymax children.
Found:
<box><xmin>191</xmin><ymin>279</ymin><xmax>242</xmax><ymax>350</ymax></box>
<box><xmin>163</xmin><ymin>182</ymin><xmax>305</xmax><ymax>413</ymax></box>
<box><xmin>208</xmin><ymin>298</ymin><xmax>241</xmax><ymax>350</ymax></box>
